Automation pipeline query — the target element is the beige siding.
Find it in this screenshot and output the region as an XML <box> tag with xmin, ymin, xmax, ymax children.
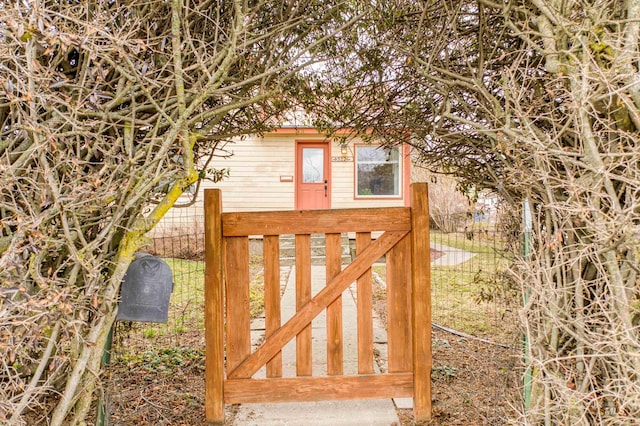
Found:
<box><xmin>206</xmin><ymin>135</ymin><xmax>296</xmax><ymax>212</ymax></box>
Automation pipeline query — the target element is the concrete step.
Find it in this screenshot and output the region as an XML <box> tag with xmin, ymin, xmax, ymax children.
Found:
<box><xmin>279</xmin><ymin>234</ymin><xmax>352</xmax><ymax>265</ymax></box>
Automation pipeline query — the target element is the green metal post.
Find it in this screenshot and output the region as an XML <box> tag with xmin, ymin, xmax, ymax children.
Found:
<box><xmin>96</xmin><ymin>325</ymin><xmax>114</xmax><ymax>426</ymax></box>
<box><xmin>523</xmin><ymin>200</ymin><xmax>532</xmax><ymax>411</ymax></box>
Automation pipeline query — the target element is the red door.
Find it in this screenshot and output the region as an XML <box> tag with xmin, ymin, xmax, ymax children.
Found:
<box><xmin>296</xmin><ymin>142</ymin><xmax>330</xmax><ymax>210</ymax></box>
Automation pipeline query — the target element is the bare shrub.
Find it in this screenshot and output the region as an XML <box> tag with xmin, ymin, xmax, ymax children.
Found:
<box><xmin>0</xmin><ymin>2</ymin><xmax>357</xmax><ymax>424</ymax></box>
<box><xmin>412</xmin><ymin>167</ymin><xmax>469</xmax><ymax>233</ymax></box>
<box><xmin>311</xmin><ymin>1</ymin><xmax>640</xmax><ymax>423</ymax></box>
<box><xmin>428</xmin><ymin>177</ymin><xmax>469</xmax><ymax>233</ymax></box>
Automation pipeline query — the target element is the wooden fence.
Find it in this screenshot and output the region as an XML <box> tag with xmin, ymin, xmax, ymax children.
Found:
<box><xmin>204</xmin><ymin>183</ymin><xmax>432</xmax><ymax>424</ymax></box>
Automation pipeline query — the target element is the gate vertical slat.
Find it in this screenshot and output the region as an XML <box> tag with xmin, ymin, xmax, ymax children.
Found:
<box><xmin>264</xmin><ymin>235</ymin><xmax>282</xmax><ymax>378</ymax></box>
<box><xmin>204</xmin><ymin>189</ymin><xmax>224</xmax><ymax>424</ymax></box>
<box><xmin>410</xmin><ymin>182</ymin><xmax>432</xmax><ymax>421</ymax></box>
<box><xmin>225</xmin><ymin>236</ymin><xmax>251</xmax><ymax>375</ymax></box>
<box><xmin>387</xmin><ymin>233</ymin><xmax>412</xmax><ymax>373</ymax></box>
<box><xmin>356</xmin><ymin>232</ymin><xmax>374</xmax><ymax>374</ymax></box>
<box><xmin>295</xmin><ymin>234</ymin><xmax>312</xmax><ymax>376</ymax></box>
<box><xmin>325</xmin><ymin>233</ymin><xmax>343</xmax><ymax>375</ymax></box>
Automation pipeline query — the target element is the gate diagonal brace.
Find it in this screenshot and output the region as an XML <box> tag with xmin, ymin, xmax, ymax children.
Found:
<box><xmin>226</xmin><ymin>230</ymin><xmax>410</xmax><ymax>379</ymax></box>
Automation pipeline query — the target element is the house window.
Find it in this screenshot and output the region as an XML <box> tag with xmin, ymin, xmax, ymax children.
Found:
<box><xmin>355</xmin><ymin>145</ymin><xmax>401</xmax><ymax>197</ymax></box>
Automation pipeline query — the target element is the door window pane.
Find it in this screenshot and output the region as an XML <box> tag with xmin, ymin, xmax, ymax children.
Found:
<box><xmin>302</xmin><ymin>148</ymin><xmax>324</xmax><ymax>183</ymax></box>
<box><xmin>356</xmin><ymin>146</ymin><xmax>401</xmax><ymax>197</ymax></box>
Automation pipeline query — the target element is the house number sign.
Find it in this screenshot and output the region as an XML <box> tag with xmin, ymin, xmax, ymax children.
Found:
<box><xmin>332</xmin><ymin>156</ymin><xmax>353</xmax><ymax>162</ymax></box>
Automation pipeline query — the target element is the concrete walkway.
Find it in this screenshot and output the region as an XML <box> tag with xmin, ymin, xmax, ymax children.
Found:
<box><xmin>232</xmin><ymin>265</ymin><xmax>401</xmax><ymax>426</ymax></box>
<box><xmin>431</xmin><ymin>242</ymin><xmax>476</xmax><ymax>266</ymax></box>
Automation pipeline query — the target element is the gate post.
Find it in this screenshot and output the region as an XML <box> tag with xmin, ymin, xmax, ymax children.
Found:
<box><xmin>410</xmin><ymin>183</ymin><xmax>432</xmax><ymax>421</ymax></box>
<box><xmin>204</xmin><ymin>189</ymin><xmax>224</xmax><ymax>424</ymax></box>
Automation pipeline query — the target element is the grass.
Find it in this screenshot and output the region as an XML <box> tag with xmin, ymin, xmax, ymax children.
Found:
<box><xmin>116</xmin><ymin>347</ymin><xmax>204</xmax><ymax>373</ymax></box>
<box><xmin>431</xmin><ymin>230</ymin><xmax>507</xmax><ymax>255</ymax></box>
<box><xmin>248</xmin><ymin>255</ymin><xmax>265</xmax><ymax>318</ymax></box>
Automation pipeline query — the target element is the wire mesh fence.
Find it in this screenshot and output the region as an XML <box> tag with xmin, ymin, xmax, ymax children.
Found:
<box><xmin>112</xmin><ymin>206</ymin><xmax>206</xmax><ymax>354</ymax></box>
<box><xmin>430</xmin><ymin>221</ymin><xmax>520</xmax><ymax>346</ymax></box>
<box><xmin>107</xmin><ymin>206</ymin><xmax>524</xmax><ymax>424</ymax></box>
<box><xmin>426</xmin><ymin>212</ymin><xmax>523</xmax><ymax>424</ymax></box>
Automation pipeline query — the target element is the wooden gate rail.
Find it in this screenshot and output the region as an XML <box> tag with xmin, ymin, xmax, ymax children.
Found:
<box><xmin>204</xmin><ymin>183</ymin><xmax>432</xmax><ymax>424</ymax></box>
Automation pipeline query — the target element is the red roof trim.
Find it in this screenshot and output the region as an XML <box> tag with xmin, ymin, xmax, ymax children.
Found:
<box><xmin>266</xmin><ymin>127</ymin><xmax>357</xmax><ymax>135</ymax></box>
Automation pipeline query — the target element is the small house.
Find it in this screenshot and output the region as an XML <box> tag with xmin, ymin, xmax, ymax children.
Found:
<box><xmin>202</xmin><ymin>126</ymin><xmax>411</xmax><ymax>212</ymax></box>
<box><xmin>154</xmin><ymin>126</ymin><xmax>411</xmax><ymax>237</ymax></box>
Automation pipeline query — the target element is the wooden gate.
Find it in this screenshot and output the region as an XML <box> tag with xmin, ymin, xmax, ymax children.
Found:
<box><xmin>204</xmin><ymin>183</ymin><xmax>432</xmax><ymax>424</ymax></box>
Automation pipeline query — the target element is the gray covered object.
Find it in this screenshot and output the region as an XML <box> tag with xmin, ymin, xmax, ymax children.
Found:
<box><xmin>116</xmin><ymin>255</ymin><xmax>173</xmax><ymax>323</ymax></box>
